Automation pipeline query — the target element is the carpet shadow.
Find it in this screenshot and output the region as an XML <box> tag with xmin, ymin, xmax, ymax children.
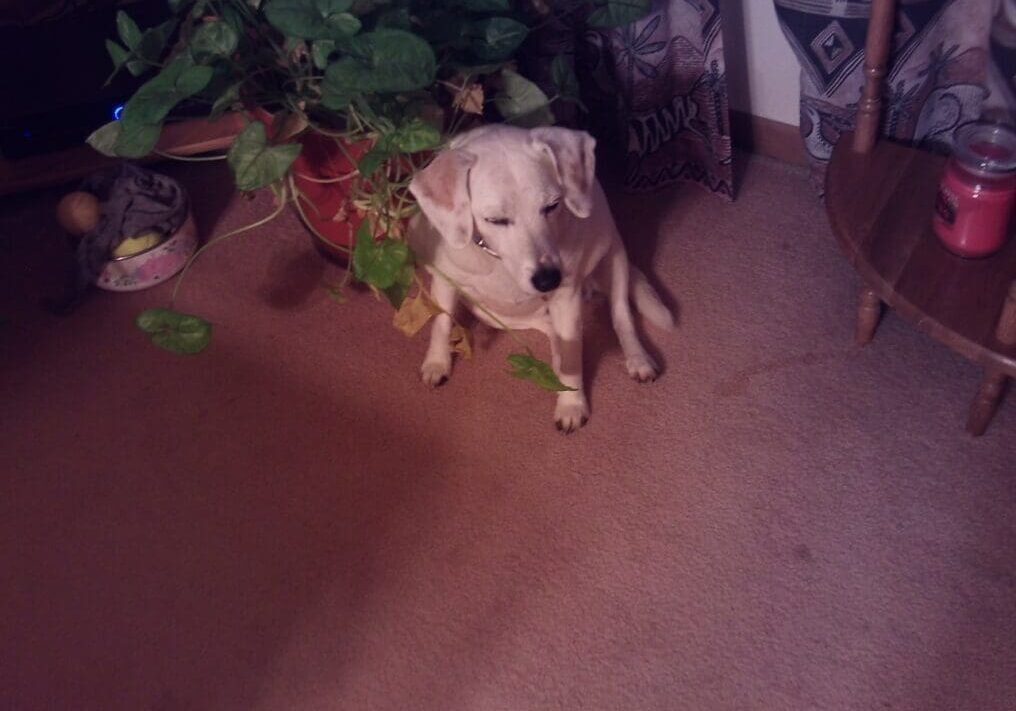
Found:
<box><xmin>2</xmin><ymin>339</ymin><xmax>453</xmax><ymax>709</ymax></box>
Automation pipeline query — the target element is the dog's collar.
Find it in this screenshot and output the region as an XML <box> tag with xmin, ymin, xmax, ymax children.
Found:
<box><xmin>473</xmin><ymin>233</ymin><xmax>501</xmax><ymax>260</ymax></box>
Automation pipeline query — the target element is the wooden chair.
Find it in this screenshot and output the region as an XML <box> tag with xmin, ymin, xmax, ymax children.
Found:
<box><xmin>825</xmin><ymin>0</ymin><xmax>1016</xmax><ymax>435</ymax></box>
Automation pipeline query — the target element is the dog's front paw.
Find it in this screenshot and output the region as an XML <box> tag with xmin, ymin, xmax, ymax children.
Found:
<box><xmin>626</xmin><ymin>353</ymin><xmax>659</xmax><ymax>383</ymax></box>
<box><xmin>421</xmin><ymin>358</ymin><xmax>452</xmax><ymax>387</ymax></box>
<box><xmin>554</xmin><ymin>394</ymin><xmax>589</xmax><ymax>434</ymax></box>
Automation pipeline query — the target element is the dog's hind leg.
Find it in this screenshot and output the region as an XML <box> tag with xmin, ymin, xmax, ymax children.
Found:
<box><xmin>420</xmin><ymin>274</ymin><xmax>458</xmax><ymax>387</ymax></box>
<box><xmin>606</xmin><ymin>247</ymin><xmax>659</xmax><ymax>383</ymax></box>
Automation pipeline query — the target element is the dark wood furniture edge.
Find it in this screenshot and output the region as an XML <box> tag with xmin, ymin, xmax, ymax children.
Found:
<box><xmin>826</xmin><ymin>133</ymin><xmax>1016</xmax><ymax>378</ymax></box>
<box><xmin>0</xmin><ymin>113</ymin><xmax>246</xmax><ymax>196</ymax></box>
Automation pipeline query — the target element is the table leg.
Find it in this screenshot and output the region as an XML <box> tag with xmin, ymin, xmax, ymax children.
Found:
<box><xmin>966</xmin><ymin>369</ymin><xmax>1009</xmax><ymax>436</ymax></box>
<box><xmin>856</xmin><ymin>287</ymin><xmax>882</xmax><ymax>346</ymax></box>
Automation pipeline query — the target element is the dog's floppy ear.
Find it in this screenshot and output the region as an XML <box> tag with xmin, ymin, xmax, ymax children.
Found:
<box><xmin>409</xmin><ymin>148</ymin><xmax>477</xmax><ymax>249</ymax></box>
<box><xmin>530</xmin><ymin>127</ymin><xmax>597</xmax><ymax>218</ymax></box>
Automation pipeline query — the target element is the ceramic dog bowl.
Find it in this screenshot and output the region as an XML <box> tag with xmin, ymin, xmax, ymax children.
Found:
<box><xmin>96</xmin><ymin>214</ymin><xmax>198</xmax><ymax>292</ymax></box>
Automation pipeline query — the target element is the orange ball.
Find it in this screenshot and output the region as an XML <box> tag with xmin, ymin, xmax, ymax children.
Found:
<box><xmin>56</xmin><ymin>191</ymin><xmax>100</xmax><ymax>236</ymax></box>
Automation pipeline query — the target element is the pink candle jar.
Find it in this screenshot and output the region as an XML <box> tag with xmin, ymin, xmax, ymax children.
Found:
<box><xmin>933</xmin><ymin>122</ymin><xmax>1016</xmax><ymax>258</ymax></box>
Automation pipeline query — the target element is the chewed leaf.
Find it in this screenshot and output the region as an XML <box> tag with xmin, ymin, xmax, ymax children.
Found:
<box><xmin>393</xmin><ymin>292</ymin><xmax>440</xmax><ymax>337</ymax></box>
<box><xmin>507</xmin><ymin>352</ymin><xmax>574</xmax><ymax>391</ymax></box>
<box><xmin>450</xmin><ymin>324</ymin><xmax>473</xmax><ymax>360</ymax></box>
<box><xmin>136</xmin><ymin>308</ymin><xmax>212</xmax><ymax>355</ymax></box>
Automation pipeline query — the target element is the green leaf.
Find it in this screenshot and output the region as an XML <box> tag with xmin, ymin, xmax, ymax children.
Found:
<box><xmin>106</xmin><ymin>40</ymin><xmax>128</xmax><ymax>70</ymax></box>
<box><xmin>450</xmin><ymin>60</ymin><xmax>513</xmax><ymax>76</ymax></box>
<box><xmin>311</xmin><ymin>39</ymin><xmax>336</xmax><ymax>70</ymax></box>
<box><xmin>120</xmin><ymin>20</ymin><xmax>178</xmax><ymax>78</ymax></box>
<box><xmin>136</xmin><ymin>308</ymin><xmax>212</xmax><ymax>355</ymax></box>
<box><xmin>265</xmin><ymin>0</ymin><xmax>360</xmax><ymax>40</ymax></box>
<box><xmin>104</xmin><ymin>50</ymin><xmax>206</xmax><ymax>158</ymax></box>
<box><xmin>113</xmin><ymin>119</ymin><xmax>164</xmax><ymax>158</ymax></box>
<box><xmin>122</xmin><ymin>56</ymin><xmax>214</xmax><ymax>126</ymax></box>
<box><xmin>322</xmin><ymin>29</ymin><xmax>437</xmax><ymax>107</ymax></box>
<box><xmin>169</xmin><ymin>0</ymin><xmax>204</xmax><ymax>12</ymax></box>
<box><xmin>210</xmin><ymin>82</ymin><xmax>241</xmax><ymax>119</ymax></box>
<box><xmin>227</xmin><ymin>121</ymin><xmax>302</xmax><ymax>192</ymax></box>
<box><xmin>495</xmin><ymin>69</ymin><xmax>555</xmax><ymax>127</ymax></box>
<box><xmin>375</xmin><ymin>7</ymin><xmax>411</xmax><ymax>30</ymax></box>
<box><xmin>507</xmin><ymin>352</ymin><xmax>576</xmax><ymax>392</ymax></box>
<box><xmin>587</xmin><ymin>0</ymin><xmax>652</xmax><ymax>29</ymax></box>
<box><xmin>116</xmin><ymin>10</ymin><xmax>142</xmax><ymax>50</ymax></box>
<box><xmin>382</xmin><ymin>264</ymin><xmax>415</xmax><ymax>308</ymax></box>
<box><xmin>414</xmin><ymin>10</ymin><xmax>466</xmax><ymax>47</ymax></box>
<box><xmin>357</xmin><ymin>147</ymin><xmax>388</xmax><ymax>179</ymax></box>
<box><xmin>136</xmin><ymin>19</ymin><xmax>177</xmax><ymax>63</ymax></box>
<box><xmin>551</xmin><ymin>54</ymin><xmax>580</xmax><ymax>100</ymax></box>
<box><xmin>86</xmin><ymin>121</ymin><xmax>123</xmax><ymax>156</ymax></box>
<box><xmin>189</xmin><ymin>20</ymin><xmax>239</xmax><ymax>61</ymax></box>
<box><xmin>469</xmin><ymin>17</ymin><xmax>528</xmax><ymax>61</ymax></box>
<box><xmin>390</xmin><ymin>118</ymin><xmax>441</xmax><ymax>153</ymax></box>
<box><xmin>352</xmin><ymin>222</ymin><xmax>414</xmax><ymax>291</ymax></box>
<box><xmin>358</xmin><ymin>118</ymin><xmax>441</xmax><ymax>178</ymax></box>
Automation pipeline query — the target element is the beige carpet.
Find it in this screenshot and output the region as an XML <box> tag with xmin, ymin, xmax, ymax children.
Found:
<box><xmin>1</xmin><ymin>154</ymin><xmax>1013</xmax><ymax>710</ymax></box>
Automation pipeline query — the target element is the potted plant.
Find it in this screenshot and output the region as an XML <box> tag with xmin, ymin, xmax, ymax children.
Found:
<box><xmin>87</xmin><ymin>0</ymin><xmax>649</xmax><ymax>388</ymax></box>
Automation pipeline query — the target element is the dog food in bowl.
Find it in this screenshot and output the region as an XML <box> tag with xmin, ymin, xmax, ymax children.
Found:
<box><xmin>96</xmin><ymin>214</ymin><xmax>199</xmax><ymax>292</ymax></box>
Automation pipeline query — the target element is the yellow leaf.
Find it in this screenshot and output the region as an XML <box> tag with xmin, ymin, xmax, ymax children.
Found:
<box><xmin>393</xmin><ymin>293</ymin><xmax>440</xmax><ymax>337</ymax></box>
<box><xmin>453</xmin><ymin>83</ymin><xmax>485</xmax><ymax>115</ymax></box>
<box><xmin>450</xmin><ymin>324</ymin><xmax>473</xmax><ymax>360</ymax></box>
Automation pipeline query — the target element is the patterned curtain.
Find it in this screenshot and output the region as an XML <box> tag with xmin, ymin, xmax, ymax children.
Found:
<box><xmin>775</xmin><ymin>0</ymin><xmax>1016</xmax><ymax>189</ymax></box>
<box><xmin>525</xmin><ymin>0</ymin><xmax>734</xmax><ymax>199</ymax></box>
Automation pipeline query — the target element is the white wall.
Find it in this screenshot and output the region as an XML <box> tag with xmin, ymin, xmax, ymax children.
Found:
<box><xmin>719</xmin><ymin>0</ymin><xmax>801</xmax><ymax>126</ymax></box>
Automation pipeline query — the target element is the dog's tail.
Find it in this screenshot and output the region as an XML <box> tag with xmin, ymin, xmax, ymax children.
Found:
<box><xmin>631</xmin><ymin>267</ymin><xmax>675</xmax><ymax>331</ymax></box>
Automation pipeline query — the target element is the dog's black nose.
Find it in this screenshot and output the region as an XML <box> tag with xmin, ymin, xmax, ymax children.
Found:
<box><xmin>531</xmin><ymin>267</ymin><xmax>562</xmax><ymax>293</ymax></box>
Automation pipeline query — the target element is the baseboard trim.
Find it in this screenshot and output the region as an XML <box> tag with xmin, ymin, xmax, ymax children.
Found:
<box><xmin>730</xmin><ymin>110</ymin><xmax>807</xmax><ymax>167</ymax></box>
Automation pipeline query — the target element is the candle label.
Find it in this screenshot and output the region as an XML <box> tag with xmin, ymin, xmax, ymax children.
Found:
<box><xmin>935</xmin><ymin>186</ymin><xmax>958</xmax><ymax>226</ymax></box>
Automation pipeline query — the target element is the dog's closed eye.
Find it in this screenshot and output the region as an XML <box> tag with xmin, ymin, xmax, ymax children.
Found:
<box><xmin>542</xmin><ymin>201</ymin><xmax>561</xmax><ymax>216</ymax></box>
<box><xmin>484</xmin><ymin>217</ymin><xmax>511</xmax><ymax>226</ymax></box>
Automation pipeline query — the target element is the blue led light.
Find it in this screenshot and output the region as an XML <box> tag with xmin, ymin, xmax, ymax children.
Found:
<box><xmin>112</xmin><ymin>104</ymin><xmax>125</xmax><ymax>121</ymax></box>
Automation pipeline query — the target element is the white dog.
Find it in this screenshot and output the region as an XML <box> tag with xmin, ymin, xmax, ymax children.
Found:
<box><xmin>408</xmin><ymin>125</ymin><xmax>673</xmax><ymax>432</ymax></box>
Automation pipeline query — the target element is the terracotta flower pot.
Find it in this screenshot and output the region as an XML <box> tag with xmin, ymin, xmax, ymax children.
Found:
<box><xmin>250</xmin><ymin>108</ymin><xmax>369</xmax><ymax>259</ymax></box>
<box><xmin>290</xmin><ymin>131</ymin><xmax>371</xmax><ymax>259</ymax></box>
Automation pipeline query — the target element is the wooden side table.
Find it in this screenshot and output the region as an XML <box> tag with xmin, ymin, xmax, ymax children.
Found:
<box><xmin>826</xmin><ymin>133</ymin><xmax>1016</xmax><ymax>435</ymax></box>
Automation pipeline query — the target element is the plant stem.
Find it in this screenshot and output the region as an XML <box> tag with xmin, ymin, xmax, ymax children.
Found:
<box><xmin>153</xmin><ymin>150</ymin><xmax>228</xmax><ymax>162</ymax></box>
<box><xmin>287</xmin><ymin>173</ymin><xmax>352</xmax><ymax>256</ymax></box>
<box><xmin>169</xmin><ymin>183</ymin><xmax>290</xmax><ymax>307</ymax></box>
<box><xmin>291</xmin><ymin>171</ymin><xmax>356</xmax><ymax>184</ymax></box>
